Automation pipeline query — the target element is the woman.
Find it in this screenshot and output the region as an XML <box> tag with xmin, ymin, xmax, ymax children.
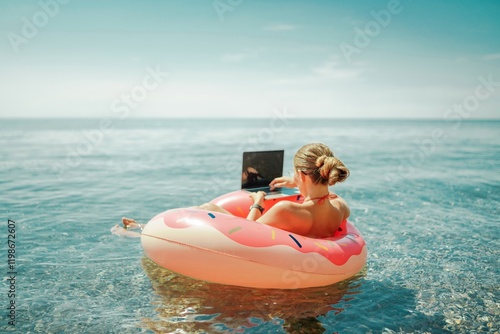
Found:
<box><xmin>122</xmin><ymin>143</ymin><xmax>350</xmax><ymax>238</ymax></box>
<box><xmin>200</xmin><ymin>143</ymin><xmax>350</xmax><ymax>238</ymax></box>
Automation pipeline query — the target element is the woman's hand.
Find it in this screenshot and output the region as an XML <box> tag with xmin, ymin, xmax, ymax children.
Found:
<box><xmin>249</xmin><ymin>191</ymin><xmax>266</xmax><ymax>206</ymax></box>
<box><xmin>270</xmin><ymin>176</ymin><xmax>296</xmax><ymax>190</ymax></box>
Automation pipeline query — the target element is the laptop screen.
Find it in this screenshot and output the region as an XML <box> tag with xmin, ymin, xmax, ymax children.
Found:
<box><xmin>241</xmin><ymin>150</ymin><xmax>284</xmax><ymax>191</ymax></box>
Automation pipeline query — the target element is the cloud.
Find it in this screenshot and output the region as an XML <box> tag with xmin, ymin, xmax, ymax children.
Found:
<box><xmin>222</xmin><ymin>53</ymin><xmax>250</xmax><ymax>62</ymax></box>
<box><xmin>221</xmin><ymin>48</ymin><xmax>264</xmax><ymax>63</ymax></box>
<box><xmin>312</xmin><ymin>58</ymin><xmax>363</xmax><ymax>80</ymax></box>
<box><xmin>268</xmin><ymin>77</ymin><xmax>314</xmax><ymax>85</ymax></box>
<box><xmin>264</xmin><ymin>24</ymin><xmax>297</xmax><ymax>32</ymax></box>
<box><xmin>269</xmin><ymin>56</ymin><xmax>363</xmax><ymax>85</ymax></box>
<box><xmin>482</xmin><ymin>53</ymin><xmax>500</xmax><ymax>60</ymax></box>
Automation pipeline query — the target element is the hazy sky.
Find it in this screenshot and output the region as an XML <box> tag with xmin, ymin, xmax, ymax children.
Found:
<box><xmin>1</xmin><ymin>0</ymin><xmax>499</xmax><ymax>118</ymax></box>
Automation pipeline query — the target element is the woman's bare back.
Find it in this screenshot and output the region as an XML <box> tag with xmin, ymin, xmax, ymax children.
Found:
<box><xmin>301</xmin><ymin>195</ymin><xmax>350</xmax><ymax>238</ymax></box>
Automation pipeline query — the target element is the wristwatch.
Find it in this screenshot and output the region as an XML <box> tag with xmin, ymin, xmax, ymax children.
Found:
<box><xmin>249</xmin><ymin>203</ymin><xmax>264</xmax><ymax>214</ymax></box>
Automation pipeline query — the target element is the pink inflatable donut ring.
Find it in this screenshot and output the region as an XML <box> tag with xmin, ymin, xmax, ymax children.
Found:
<box><xmin>141</xmin><ymin>190</ymin><xmax>367</xmax><ymax>289</ymax></box>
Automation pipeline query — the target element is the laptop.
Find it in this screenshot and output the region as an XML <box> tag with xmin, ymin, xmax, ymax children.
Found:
<box><xmin>241</xmin><ymin>150</ymin><xmax>299</xmax><ymax>199</ymax></box>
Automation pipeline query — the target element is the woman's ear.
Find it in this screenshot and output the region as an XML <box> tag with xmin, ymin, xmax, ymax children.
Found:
<box><xmin>298</xmin><ymin>170</ymin><xmax>307</xmax><ymax>184</ymax></box>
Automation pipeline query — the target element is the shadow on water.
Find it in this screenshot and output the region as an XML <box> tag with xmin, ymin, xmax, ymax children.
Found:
<box><xmin>137</xmin><ymin>258</ymin><xmax>449</xmax><ymax>333</ymax></box>
<box><xmin>139</xmin><ymin>257</ymin><xmax>355</xmax><ymax>333</ymax></box>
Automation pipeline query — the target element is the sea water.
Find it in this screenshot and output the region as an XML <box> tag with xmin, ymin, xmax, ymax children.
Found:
<box><xmin>0</xmin><ymin>118</ymin><xmax>498</xmax><ymax>333</ymax></box>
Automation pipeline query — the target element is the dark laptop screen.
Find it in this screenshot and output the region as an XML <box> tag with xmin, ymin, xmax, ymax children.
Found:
<box><xmin>241</xmin><ymin>150</ymin><xmax>284</xmax><ymax>190</ymax></box>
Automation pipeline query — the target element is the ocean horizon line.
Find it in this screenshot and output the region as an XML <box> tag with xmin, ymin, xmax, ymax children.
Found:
<box><xmin>1</xmin><ymin>116</ymin><xmax>499</xmax><ymax>122</ymax></box>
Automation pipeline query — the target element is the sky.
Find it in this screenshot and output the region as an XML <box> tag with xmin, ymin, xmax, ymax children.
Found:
<box><xmin>0</xmin><ymin>0</ymin><xmax>499</xmax><ymax>119</ymax></box>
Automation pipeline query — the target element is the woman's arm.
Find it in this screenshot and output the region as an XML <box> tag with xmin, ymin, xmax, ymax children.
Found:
<box><xmin>269</xmin><ymin>176</ymin><xmax>296</xmax><ymax>190</ymax></box>
<box><xmin>246</xmin><ymin>191</ymin><xmax>265</xmax><ymax>221</ymax></box>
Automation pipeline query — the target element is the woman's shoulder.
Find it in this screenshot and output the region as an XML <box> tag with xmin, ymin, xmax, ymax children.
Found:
<box><xmin>329</xmin><ymin>194</ymin><xmax>350</xmax><ymax>220</ymax></box>
<box><xmin>270</xmin><ymin>200</ymin><xmax>304</xmax><ymax>215</ymax></box>
<box><xmin>329</xmin><ymin>193</ymin><xmax>347</xmax><ymax>204</ymax></box>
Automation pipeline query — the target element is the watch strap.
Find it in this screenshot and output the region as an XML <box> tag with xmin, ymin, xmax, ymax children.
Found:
<box><xmin>249</xmin><ymin>204</ymin><xmax>264</xmax><ymax>214</ymax></box>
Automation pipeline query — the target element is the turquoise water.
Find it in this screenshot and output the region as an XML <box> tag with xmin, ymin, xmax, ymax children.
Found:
<box><xmin>1</xmin><ymin>118</ymin><xmax>499</xmax><ymax>333</ymax></box>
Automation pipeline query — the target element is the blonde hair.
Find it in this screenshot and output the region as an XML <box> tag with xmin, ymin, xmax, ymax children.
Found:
<box><xmin>293</xmin><ymin>143</ymin><xmax>350</xmax><ymax>186</ymax></box>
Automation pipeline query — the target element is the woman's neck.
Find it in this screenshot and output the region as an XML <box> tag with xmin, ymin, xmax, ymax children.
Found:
<box><xmin>303</xmin><ymin>185</ymin><xmax>330</xmax><ymax>201</ymax></box>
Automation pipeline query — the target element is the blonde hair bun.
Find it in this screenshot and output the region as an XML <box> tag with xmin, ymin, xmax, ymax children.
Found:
<box><xmin>316</xmin><ymin>155</ymin><xmax>349</xmax><ymax>185</ymax></box>
<box><xmin>294</xmin><ymin>143</ymin><xmax>350</xmax><ymax>186</ymax></box>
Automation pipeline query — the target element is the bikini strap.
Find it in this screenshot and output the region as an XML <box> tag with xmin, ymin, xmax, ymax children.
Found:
<box><xmin>309</xmin><ymin>193</ymin><xmax>338</xmax><ymax>204</ymax></box>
